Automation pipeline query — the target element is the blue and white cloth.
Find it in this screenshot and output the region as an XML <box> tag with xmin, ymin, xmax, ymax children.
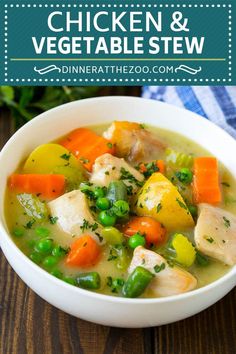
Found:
<box><xmin>142</xmin><ymin>86</ymin><xmax>236</xmax><ymax>139</ymax></box>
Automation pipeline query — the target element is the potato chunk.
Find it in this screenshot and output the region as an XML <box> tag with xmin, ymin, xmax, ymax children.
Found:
<box><xmin>194</xmin><ymin>204</ymin><xmax>236</xmax><ymax>265</ymax></box>
<box><xmin>90</xmin><ymin>153</ymin><xmax>144</xmax><ymax>190</ymax></box>
<box><xmin>128</xmin><ymin>246</ymin><xmax>197</xmax><ymax>297</ymax></box>
<box><xmin>103</xmin><ymin>121</ymin><xmax>165</xmax><ymax>162</ymax></box>
<box><xmin>48</xmin><ymin>190</ymin><xmax>103</xmax><ymax>244</ymax></box>
<box><xmin>135</xmin><ymin>172</ymin><xmax>194</xmax><ymax>231</ymax></box>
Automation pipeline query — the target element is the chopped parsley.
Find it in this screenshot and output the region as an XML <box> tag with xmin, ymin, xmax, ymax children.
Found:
<box><xmin>223</xmin><ymin>216</ymin><xmax>231</xmax><ymax>228</ymax></box>
<box><xmin>176</xmin><ymin>198</ymin><xmax>188</xmax><ymax>212</ymax></box>
<box><xmin>24</xmin><ymin>219</ymin><xmax>35</xmax><ymax>229</ymax></box>
<box><xmin>120</xmin><ymin>167</ymin><xmax>143</xmax><ymax>187</ymax></box>
<box><xmin>80</xmin><ymin>157</ymin><xmax>90</xmax><ymax>164</ymax></box>
<box><xmin>154</xmin><ymin>262</ymin><xmax>166</xmax><ymax>273</ymax></box>
<box><xmin>105</xmin><ymin>171</ymin><xmax>110</xmax><ymax>175</ymax></box>
<box><xmin>221</xmin><ymin>182</ymin><xmax>230</xmax><ymax>187</ymax></box>
<box><xmin>106</xmin><ymin>276</ymin><xmax>125</xmax><ymax>293</ymax></box>
<box><xmin>80</xmin><ymin>219</ymin><xmax>98</xmax><ymax>233</ymax></box>
<box><xmin>156</xmin><ymin>203</ymin><xmax>162</xmax><ymax>213</ymax></box>
<box><xmin>206</xmin><ymin>236</ymin><xmax>214</xmax><ymax>243</ymax></box>
<box><xmin>60</xmin><ymin>153</ymin><xmax>70</xmax><ymax>161</ymax></box>
<box><xmin>126</xmin><ymin>185</ymin><xmax>134</xmax><ymax>196</ymax></box>
<box><xmin>49</xmin><ymin>216</ymin><xmax>58</xmax><ymax>225</ymax></box>
<box><xmin>107</xmin><ymin>142</ymin><xmax>113</xmax><ymax>149</ymax></box>
<box><xmin>140</xmin><ymin>123</ymin><xmax>145</xmax><ymax>129</ymax></box>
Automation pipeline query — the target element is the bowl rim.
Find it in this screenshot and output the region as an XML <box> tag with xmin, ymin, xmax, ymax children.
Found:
<box><xmin>0</xmin><ymin>95</ymin><xmax>236</xmax><ymax>305</ymax></box>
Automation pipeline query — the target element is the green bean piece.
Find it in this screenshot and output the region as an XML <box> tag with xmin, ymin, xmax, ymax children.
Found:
<box><xmin>106</xmin><ymin>181</ymin><xmax>127</xmax><ymax>204</ymax></box>
<box><xmin>101</xmin><ymin>227</ymin><xmax>124</xmax><ymax>245</ymax></box>
<box><xmin>77</xmin><ymin>272</ymin><xmax>101</xmax><ymax>290</ymax></box>
<box><xmin>63</xmin><ymin>277</ymin><xmax>77</xmax><ymax>286</ymax></box>
<box><xmin>122</xmin><ymin>266</ymin><xmax>154</xmax><ymax>298</ymax></box>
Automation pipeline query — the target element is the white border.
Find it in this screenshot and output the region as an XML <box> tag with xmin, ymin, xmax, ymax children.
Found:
<box><xmin>3</xmin><ymin>3</ymin><xmax>233</xmax><ymax>84</ymax></box>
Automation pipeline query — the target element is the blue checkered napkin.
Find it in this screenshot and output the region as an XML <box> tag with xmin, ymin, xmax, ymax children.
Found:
<box><xmin>142</xmin><ymin>86</ymin><xmax>236</xmax><ymax>139</ymax></box>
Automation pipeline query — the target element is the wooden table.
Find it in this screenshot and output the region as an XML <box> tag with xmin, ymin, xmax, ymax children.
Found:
<box><xmin>1</xmin><ymin>107</ymin><xmax>236</xmax><ymax>354</ymax></box>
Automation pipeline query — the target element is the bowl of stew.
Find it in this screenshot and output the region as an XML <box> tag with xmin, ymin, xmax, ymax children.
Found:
<box><xmin>0</xmin><ymin>96</ymin><xmax>236</xmax><ymax>328</ymax></box>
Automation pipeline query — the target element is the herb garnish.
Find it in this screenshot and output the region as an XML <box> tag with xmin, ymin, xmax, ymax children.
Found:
<box><xmin>80</xmin><ymin>219</ymin><xmax>98</xmax><ymax>233</ymax></box>
<box><xmin>206</xmin><ymin>236</ymin><xmax>214</xmax><ymax>243</ymax></box>
<box><xmin>106</xmin><ymin>276</ymin><xmax>125</xmax><ymax>293</ymax></box>
<box><xmin>24</xmin><ymin>219</ymin><xmax>35</xmax><ymax>229</ymax></box>
<box><xmin>80</xmin><ymin>157</ymin><xmax>90</xmax><ymax>164</ymax></box>
<box><xmin>176</xmin><ymin>198</ymin><xmax>188</xmax><ymax>212</ymax></box>
<box><xmin>221</xmin><ymin>182</ymin><xmax>230</xmax><ymax>187</ymax></box>
<box><xmin>154</xmin><ymin>262</ymin><xmax>166</xmax><ymax>273</ymax></box>
<box><xmin>223</xmin><ymin>216</ymin><xmax>231</xmax><ymax>228</ymax></box>
<box><xmin>120</xmin><ymin>167</ymin><xmax>143</xmax><ymax>187</ymax></box>
<box><xmin>107</xmin><ymin>142</ymin><xmax>113</xmax><ymax>149</ymax></box>
<box><xmin>156</xmin><ymin>203</ymin><xmax>162</xmax><ymax>213</ymax></box>
<box><xmin>60</xmin><ymin>153</ymin><xmax>70</xmax><ymax>161</ymax></box>
<box><xmin>49</xmin><ymin>216</ymin><xmax>58</xmax><ymax>225</ymax></box>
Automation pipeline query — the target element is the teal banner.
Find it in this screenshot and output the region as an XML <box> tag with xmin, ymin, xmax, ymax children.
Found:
<box><xmin>0</xmin><ymin>0</ymin><xmax>235</xmax><ymax>85</ymax></box>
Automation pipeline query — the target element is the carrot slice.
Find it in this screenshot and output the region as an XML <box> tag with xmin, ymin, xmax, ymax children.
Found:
<box><xmin>193</xmin><ymin>157</ymin><xmax>221</xmax><ymax>204</ymax></box>
<box><xmin>60</xmin><ymin>128</ymin><xmax>115</xmax><ymax>171</ymax></box>
<box><xmin>123</xmin><ymin>216</ymin><xmax>167</xmax><ymax>246</ymax></box>
<box><xmin>66</xmin><ymin>235</ymin><xmax>101</xmax><ymax>267</ymax></box>
<box><xmin>9</xmin><ymin>174</ymin><xmax>65</xmax><ymax>199</ymax></box>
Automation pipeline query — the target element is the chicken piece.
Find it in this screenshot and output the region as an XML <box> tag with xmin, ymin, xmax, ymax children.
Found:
<box><xmin>128</xmin><ymin>246</ymin><xmax>197</xmax><ymax>297</ymax></box>
<box><xmin>103</xmin><ymin>121</ymin><xmax>165</xmax><ymax>162</ymax></box>
<box><xmin>90</xmin><ymin>153</ymin><xmax>144</xmax><ymax>190</ymax></box>
<box><xmin>194</xmin><ymin>203</ymin><xmax>236</xmax><ymax>265</ymax></box>
<box><xmin>48</xmin><ymin>190</ymin><xmax>103</xmax><ymax>244</ymax></box>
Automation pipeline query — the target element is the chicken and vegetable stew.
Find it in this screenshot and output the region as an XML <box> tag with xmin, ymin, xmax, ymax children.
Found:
<box><xmin>5</xmin><ymin>121</ymin><xmax>236</xmax><ymax>298</ymax></box>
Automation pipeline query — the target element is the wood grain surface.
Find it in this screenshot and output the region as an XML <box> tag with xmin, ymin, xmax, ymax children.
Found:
<box><xmin>1</xmin><ymin>105</ymin><xmax>236</xmax><ymax>354</ymax></box>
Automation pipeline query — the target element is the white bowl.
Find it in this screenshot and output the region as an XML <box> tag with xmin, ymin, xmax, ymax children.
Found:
<box><xmin>0</xmin><ymin>96</ymin><xmax>235</xmax><ymax>328</ymax></box>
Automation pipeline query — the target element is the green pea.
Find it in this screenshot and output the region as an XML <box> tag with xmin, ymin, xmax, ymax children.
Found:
<box><xmin>112</xmin><ymin>200</ymin><xmax>130</xmax><ymax>217</ymax></box>
<box><xmin>50</xmin><ymin>269</ymin><xmax>63</xmax><ymax>279</ymax></box>
<box><xmin>63</xmin><ymin>277</ymin><xmax>77</xmax><ymax>286</ymax></box>
<box><xmin>107</xmin><ymin>181</ymin><xmax>127</xmax><ymax>204</ymax></box>
<box><xmin>29</xmin><ymin>251</ymin><xmax>43</xmax><ymax>264</ymax></box>
<box><xmin>122</xmin><ymin>266</ymin><xmax>154</xmax><ymax>298</ymax></box>
<box><xmin>96</xmin><ymin>197</ymin><xmax>110</xmax><ymax>210</ymax></box>
<box><xmin>101</xmin><ymin>227</ymin><xmax>124</xmax><ymax>245</ymax></box>
<box><xmin>12</xmin><ymin>228</ymin><xmax>24</xmax><ymax>238</ymax></box>
<box><xmin>42</xmin><ymin>255</ymin><xmax>59</xmax><ymax>269</ymax></box>
<box><xmin>98</xmin><ymin>210</ymin><xmax>116</xmax><ymax>227</ymax></box>
<box><xmin>128</xmin><ymin>233</ymin><xmax>145</xmax><ymax>249</ymax></box>
<box><xmin>52</xmin><ymin>245</ymin><xmax>68</xmax><ymax>258</ymax></box>
<box><xmin>35</xmin><ymin>238</ymin><xmax>53</xmax><ymax>254</ymax></box>
<box><xmin>175</xmin><ymin>168</ymin><xmax>193</xmax><ymax>185</ymax></box>
<box><xmin>77</xmin><ymin>272</ymin><xmax>101</xmax><ymax>290</ymax></box>
<box><xmin>94</xmin><ymin>186</ymin><xmax>106</xmax><ymax>199</ymax></box>
<box><xmin>35</xmin><ymin>227</ymin><xmax>50</xmax><ymax>238</ymax></box>
<box><xmin>27</xmin><ymin>239</ymin><xmax>36</xmax><ymax>249</ymax></box>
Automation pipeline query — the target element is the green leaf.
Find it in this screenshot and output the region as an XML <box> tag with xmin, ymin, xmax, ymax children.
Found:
<box><xmin>0</xmin><ymin>86</ymin><xmax>14</xmax><ymax>101</ymax></box>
